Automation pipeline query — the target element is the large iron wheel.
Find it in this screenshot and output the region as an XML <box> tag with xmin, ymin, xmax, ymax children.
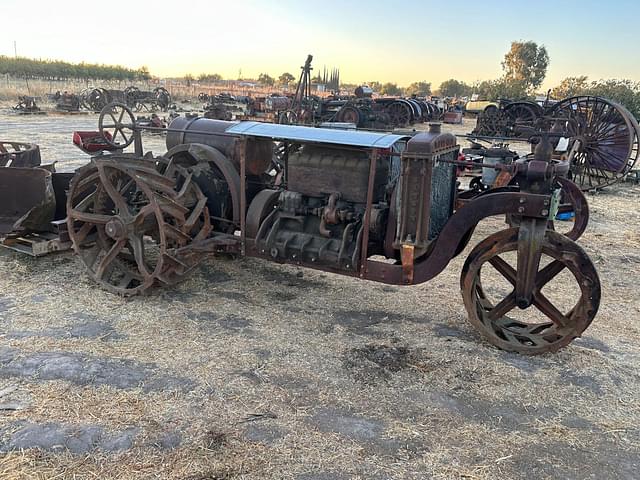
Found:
<box><xmin>99</xmin><ymin>103</ymin><xmax>136</xmax><ymax>149</ymax></box>
<box><xmin>386</xmin><ymin>101</ymin><xmax>412</xmax><ymax>127</ymax></box>
<box><xmin>503</xmin><ymin>102</ymin><xmax>543</xmax><ymax>137</ymax></box>
<box><xmin>461</xmin><ymin>228</ymin><xmax>600</xmax><ymax>354</ymax></box>
<box><xmin>549</xmin><ymin>96</ymin><xmax>640</xmax><ymax>190</ymax></box>
<box><xmin>67</xmin><ymin>156</ymin><xmax>211</xmax><ymax>295</ymax></box>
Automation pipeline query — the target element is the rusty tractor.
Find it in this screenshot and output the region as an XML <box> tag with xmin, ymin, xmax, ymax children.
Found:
<box><xmin>18</xmin><ymin>101</ymin><xmax>599</xmax><ymax>356</ymax></box>
<box><xmin>124</xmin><ymin>86</ymin><xmax>171</xmax><ymax>112</ymax></box>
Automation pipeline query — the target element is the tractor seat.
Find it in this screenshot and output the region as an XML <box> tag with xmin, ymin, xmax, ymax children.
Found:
<box><xmin>72</xmin><ymin>131</ymin><xmax>118</xmax><ymax>154</ymax></box>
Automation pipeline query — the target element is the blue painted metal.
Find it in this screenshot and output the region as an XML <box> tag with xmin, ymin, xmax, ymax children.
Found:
<box><xmin>225</xmin><ymin>121</ymin><xmax>409</xmax><ymax>148</ymax></box>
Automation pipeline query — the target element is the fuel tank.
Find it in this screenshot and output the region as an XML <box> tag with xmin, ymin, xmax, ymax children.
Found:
<box><xmin>166</xmin><ymin>116</ymin><xmax>273</xmax><ymax>176</ymax></box>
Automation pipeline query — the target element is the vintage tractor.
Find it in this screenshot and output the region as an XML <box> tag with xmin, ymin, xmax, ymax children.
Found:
<box><xmin>58</xmin><ymin>102</ymin><xmax>602</xmax><ymax>355</ymax></box>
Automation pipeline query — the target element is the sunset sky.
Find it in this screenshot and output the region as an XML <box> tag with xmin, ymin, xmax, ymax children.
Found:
<box><xmin>1</xmin><ymin>0</ymin><xmax>638</xmax><ymax>90</ymax></box>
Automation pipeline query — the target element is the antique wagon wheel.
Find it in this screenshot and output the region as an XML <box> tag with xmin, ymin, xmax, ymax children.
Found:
<box><xmin>503</xmin><ymin>102</ymin><xmax>542</xmax><ymax>123</ymax></box>
<box><xmin>461</xmin><ymin>228</ymin><xmax>600</xmax><ymax>354</ymax></box>
<box><xmin>98</xmin><ymin>103</ymin><xmax>136</xmax><ymax>149</ymax></box>
<box><xmin>386</xmin><ymin>101</ymin><xmax>412</xmax><ymax>126</ymax></box>
<box><xmin>86</xmin><ymin>88</ymin><xmax>109</xmax><ymax>112</ymax></box>
<box><xmin>405</xmin><ymin>99</ymin><xmax>422</xmax><ymax>121</ymax></box>
<box><xmin>67</xmin><ymin>156</ymin><xmax>211</xmax><ymax>296</ymax></box>
<box><xmin>549</xmin><ymin>96</ymin><xmax>640</xmax><ymax>190</ymax></box>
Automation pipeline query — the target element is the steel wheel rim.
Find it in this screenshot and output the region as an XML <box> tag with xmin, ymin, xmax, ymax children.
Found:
<box><xmin>550</xmin><ymin>96</ymin><xmax>639</xmax><ymax>190</ymax></box>
<box><xmin>461</xmin><ymin>228</ymin><xmax>600</xmax><ymax>354</ymax></box>
<box><xmin>67</xmin><ymin>160</ymin><xmax>167</xmax><ymax>295</ymax></box>
<box><xmin>67</xmin><ymin>157</ymin><xmax>211</xmax><ymax>295</ymax></box>
<box><xmin>99</xmin><ymin>103</ymin><xmax>136</xmax><ymax>149</ymax></box>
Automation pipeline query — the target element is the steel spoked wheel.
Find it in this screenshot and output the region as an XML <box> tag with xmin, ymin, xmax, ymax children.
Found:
<box><xmin>67</xmin><ymin>156</ymin><xmax>211</xmax><ymax>295</ymax></box>
<box><xmin>504</xmin><ymin>102</ymin><xmax>542</xmax><ymax>137</ymax></box>
<box><xmin>550</xmin><ymin>96</ymin><xmax>640</xmax><ymax>190</ymax></box>
<box><xmin>461</xmin><ymin>228</ymin><xmax>600</xmax><ymax>354</ymax></box>
<box><xmin>386</xmin><ymin>101</ymin><xmax>412</xmax><ymax>127</ymax></box>
<box><xmin>99</xmin><ymin>103</ymin><xmax>136</xmax><ymax>149</ymax></box>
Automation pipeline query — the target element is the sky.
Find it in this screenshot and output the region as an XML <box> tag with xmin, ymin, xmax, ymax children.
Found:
<box><xmin>1</xmin><ymin>0</ymin><xmax>638</xmax><ymax>90</ymax></box>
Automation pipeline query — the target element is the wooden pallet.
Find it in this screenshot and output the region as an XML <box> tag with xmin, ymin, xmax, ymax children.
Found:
<box><xmin>1</xmin><ymin>220</ymin><xmax>72</xmax><ymax>257</ymax></box>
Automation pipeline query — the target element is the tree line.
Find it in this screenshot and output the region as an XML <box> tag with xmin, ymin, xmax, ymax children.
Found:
<box><xmin>0</xmin><ymin>56</ymin><xmax>151</xmax><ymax>81</ymax></box>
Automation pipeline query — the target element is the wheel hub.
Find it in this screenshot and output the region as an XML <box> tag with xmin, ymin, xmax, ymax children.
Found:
<box><xmin>105</xmin><ymin>218</ymin><xmax>127</xmax><ymax>240</ymax></box>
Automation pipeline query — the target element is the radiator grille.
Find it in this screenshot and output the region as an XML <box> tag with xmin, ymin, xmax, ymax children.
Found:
<box><xmin>429</xmin><ymin>151</ymin><xmax>458</xmax><ymax>239</ymax></box>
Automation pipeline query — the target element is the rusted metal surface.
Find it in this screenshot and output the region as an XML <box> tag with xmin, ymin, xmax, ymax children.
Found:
<box><xmin>0</xmin><ymin>138</ymin><xmax>72</xmax><ymax>255</ymax></box>
<box><xmin>0</xmin><ymin>141</ymin><xmax>41</xmax><ymax>167</ymax></box>
<box><xmin>365</xmin><ymin>191</ymin><xmax>552</xmax><ymax>285</ymax></box>
<box><xmin>0</xmin><ymin>167</ymin><xmax>55</xmax><ymax>235</ymax></box>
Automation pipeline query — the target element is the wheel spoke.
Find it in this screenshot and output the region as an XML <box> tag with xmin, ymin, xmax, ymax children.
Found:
<box><xmin>535</xmin><ymin>260</ymin><xmax>566</xmax><ymax>290</ymax></box>
<box><xmin>488</xmin><ymin>256</ymin><xmax>517</xmax><ymax>285</ymax></box>
<box><xmin>73</xmin><ymin>221</ymin><xmax>95</xmax><ymax>244</ymax></box>
<box><xmin>73</xmin><ymin>190</ymin><xmax>96</xmax><ymax>212</ymax></box>
<box><xmin>95</xmin><ymin>238</ymin><xmax>126</xmax><ymax>279</ymax></box>
<box><xmin>532</xmin><ymin>291</ymin><xmax>570</xmax><ymax>329</ymax></box>
<box><xmin>487</xmin><ymin>291</ymin><xmax>517</xmax><ymax>321</ymax></box>
<box><xmin>69</xmin><ymin>209</ymin><xmax>112</xmax><ymax>224</ymax></box>
<box><xmin>97</xmin><ymin>165</ymin><xmax>129</xmax><ymax>215</ymax></box>
<box><xmin>132</xmin><ymin>204</ymin><xmax>156</xmax><ymax>226</ymax></box>
<box><xmin>129</xmin><ymin>235</ymin><xmax>150</xmax><ymax>276</ymax></box>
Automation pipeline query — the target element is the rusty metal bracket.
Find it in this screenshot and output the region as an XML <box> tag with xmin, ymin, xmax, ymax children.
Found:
<box><xmin>515</xmin><ymin>217</ymin><xmax>548</xmax><ymax>308</ymax></box>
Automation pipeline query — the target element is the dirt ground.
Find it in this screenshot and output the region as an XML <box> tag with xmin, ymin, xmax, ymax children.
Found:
<box><xmin>0</xmin><ymin>109</ymin><xmax>639</xmax><ymax>479</ymax></box>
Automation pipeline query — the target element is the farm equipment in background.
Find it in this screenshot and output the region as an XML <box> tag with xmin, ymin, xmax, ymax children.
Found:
<box><xmin>276</xmin><ymin>55</ymin><xmax>442</xmax><ymax>129</ymax></box>
<box><xmin>77</xmin><ymin>86</ymin><xmax>171</xmax><ymax>112</ymax></box>
<box><xmin>472</xmin><ymin>99</ymin><xmax>545</xmax><ymax>138</ymax></box>
<box><xmin>124</xmin><ymin>86</ymin><xmax>171</xmax><ymax>112</ymax></box>
<box><xmin>469</xmin><ymin>96</ymin><xmax>640</xmax><ymax>191</ymax></box>
<box><xmin>33</xmin><ymin>101</ymin><xmax>601</xmax><ymax>355</ymax></box>
<box><xmin>202</xmin><ymin>94</ymin><xmax>251</xmax><ymax>120</ymax></box>
<box><xmin>51</xmin><ymin>91</ymin><xmax>81</xmax><ymax>112</ymax></box>
<box><xmin>12</xmin><ymin>96</ymin><xmax>44</xmax><ymax>114</ymax></box>
<box><xmin>80</xmin><ymin>88</ymin><xmax>126</xmax><ymax>112</ymax></box>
